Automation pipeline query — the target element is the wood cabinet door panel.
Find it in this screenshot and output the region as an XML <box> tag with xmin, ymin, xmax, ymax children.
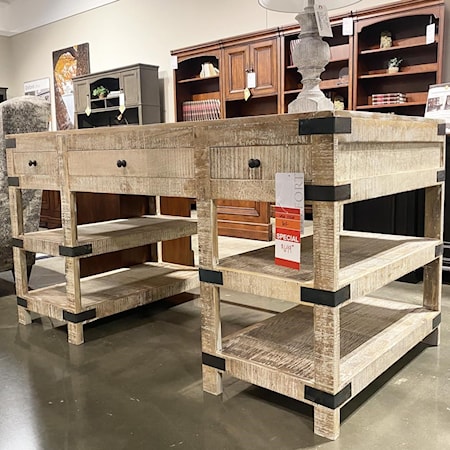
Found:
<box><xmin>217</xmin><ymin>199</ymin><xmax>272</xmax><ymax>241</ymax></box>
<box><xmin>224</xmin><ymin>45</ymin><xmax>248</xmax><ymax>100</ymax></box>
<box><xmin>251</xmin><ymin>40</ymin><xmax>278</xmax><ymax>96</ymax></box>
<box><xmin>121</xmin><ymin>70</ymin><xmax>139</xmax><ymax>106</ymax></box>
<box><xmin>73</xmin><ymin>80</ymin><xmax>90</xmax><ymax>113</ymax></box>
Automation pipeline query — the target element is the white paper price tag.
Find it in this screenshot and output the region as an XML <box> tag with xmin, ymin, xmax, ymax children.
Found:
<box><xmin>247</xmin><ymin>71</ymin><xmax>256</xmax><ymax>89</ymax></box>
<box><xmin>315</xmin><ymin>4</ymin><xmax>333</xmax><ymax>38</ymax></box>
<box><xmin>85</xmin><ymin>94</ymin><xmax>91</xmax><ymax>116</ymax></box>
<box><xmin>170</xmin><ymin>55</ymin><xmax>178</xmax><ymax>70</ymax></box>
<box><xmin>426</xmin><ymin>23</ymin><xmax>435</xmax><ymax>44</ymax></box>
<box><xmin>119</xmin><ymin>91</ymin><xmax>126</xmax><ymax>114</ymax></box>
<box><xmin>342</xmin><ymin>17</ymin><xmax>354</xmax><ymax>36</ymax></box>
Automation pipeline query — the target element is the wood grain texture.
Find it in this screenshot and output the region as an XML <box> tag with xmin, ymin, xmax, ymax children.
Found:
<box><xmin>22</xmin><ymin>262</ymin><xmax>198</xmax><ymax>316</ymax></box>
<box><xmin>192</xmin><ymin>110</ymin><xmax>444</xmax><ymax>440</ymax></box>
<box><xmin>21</xmin><ymin>216</ymin><xmax>197</xmax><ymax>257</ymax></box>
<box><xmin>216</xmin><ymin>232</ymin><xmax>439</xmax><ymax>304</ymax></box>
<box><xmin>8</xmin><ymin>122</ymin><xmax>200</xmax><ymax>344</ymax></box>
<box><xmin>220</xmin><ymin>296</ymin><xmax>439</xmax><ymax>387</ymax></box>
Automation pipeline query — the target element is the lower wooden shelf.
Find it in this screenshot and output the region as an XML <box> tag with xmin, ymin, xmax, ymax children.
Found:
<box><xmin>216</xmin><ymin>231</ymin><xmax>439</xmax><ymax>303</ymax></box>
<box><xmin>22</xmin><ymin>215</ymin><xmax>197</xmax><ymax>257</ymax></box>
<box><xmin>20</xmin><ymin>261</ymin><xmax>199</xmax><ymax>322</ymax></box>
<box><xmin>219</xmin><ymin>295</ymin><xmax>439</xmax><ymax>402</ymax></box>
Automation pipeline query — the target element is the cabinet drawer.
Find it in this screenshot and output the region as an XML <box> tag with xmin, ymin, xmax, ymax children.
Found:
<box><xmin>210</xmin><ymin>145</ymin><xmax>309</xmax><ymax>180</ymax></box>
<box><xmin>10</xmin><ymin>151</ymin><xmax>58</xmax><ymax>177</ymax></box>
<box><xmin>68</xmin><ymin>148</ymin><xmax>195</xmax><ymax>178</ymax></box>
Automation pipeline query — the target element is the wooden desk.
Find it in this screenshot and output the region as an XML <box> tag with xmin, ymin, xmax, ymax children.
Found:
<box><xmin>7</xmin><ymin>123</ymin><xmax>198</xmax><ymax>344</ymax></box>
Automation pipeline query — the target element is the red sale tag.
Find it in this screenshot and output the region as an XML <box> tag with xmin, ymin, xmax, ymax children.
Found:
<box><xmin>275</xmin><ymin>173</ymin><xmax>304</xmax><ymax>270</ymax></box>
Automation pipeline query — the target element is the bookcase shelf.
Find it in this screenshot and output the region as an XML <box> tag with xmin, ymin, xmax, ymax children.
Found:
<box><xmin>171</xmin><ymin>0</ymin><xmax>445</xmax><ymax>247</ymax></box>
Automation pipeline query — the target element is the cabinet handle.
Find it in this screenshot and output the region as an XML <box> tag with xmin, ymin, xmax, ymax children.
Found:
<box><xmin>248</xmin><ymin>158</ymin><xmax>261</xmax><ymax>168</ymax></box>
<box><xmin>28</xmin><ymin>160</ymin><xmax>37</xmax><ymax>167</ymax></box>
<box><xmin>116</xmin><ymin>159</ymin><xmax>127</xmax><ymax>168</ymax></box>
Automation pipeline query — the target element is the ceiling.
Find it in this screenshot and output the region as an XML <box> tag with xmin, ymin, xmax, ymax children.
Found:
<box><xmin>0</xmin><ymin>0</ymin><xmax>119</xmax><ymax>36</ymax></box>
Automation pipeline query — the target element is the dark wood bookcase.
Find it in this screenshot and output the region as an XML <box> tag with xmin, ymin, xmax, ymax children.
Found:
<box><xmin>171</xmin><ymin>0</ymin><xmax>445</xmax><ymax>243</ymax></box>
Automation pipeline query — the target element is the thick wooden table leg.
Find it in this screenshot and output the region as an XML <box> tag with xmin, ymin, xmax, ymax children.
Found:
<box><xmin>422</xmin><ymin>185</ymin><xmax>443</xmax><ymax>346</ymax></box>
<box><xmin>18</xmin><ymin>306</ymin><xmax>32</xmax><ymax>325</ymax></box>
<box><xmin>196</xmin><ymin>195</ymin><xmax>222</xmax><ymax>395</ymax></box>
<box><xmin>201</xmin><ymin>283</ymin><xmax>223</xmax><ymax>395</ymax></box>
<box><xmin>314</xmin><ymin>405</ymin><xmax>340</xmax><ymax>440</ymax></box>
<box><xmin>67</xmin><ymin>323</ymin><xmax>84</xmax><ymax>345</ymax></box>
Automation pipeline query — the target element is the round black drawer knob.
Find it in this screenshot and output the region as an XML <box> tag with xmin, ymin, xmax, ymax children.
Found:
<box><xmin>248</xmin><ymin>158</ymin><xmax>261</xmax><ymax>168</ymax></box>
<box><xmin>28</xmin><ymin>160</ymin><xmax>37</xmax><ymax>167</ymax></box>
<box><xmin>116</xmin><ymin>159</ymin><xmax>127</xmax><ymax>168</ymax></box>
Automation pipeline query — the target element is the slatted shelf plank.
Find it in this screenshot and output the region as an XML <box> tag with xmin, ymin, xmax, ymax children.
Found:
<box><xmin>21</xmin><ymin>262</ymin><xmax>199</xmax><ymax>319</ymax></box>
<box><xmin>220</xmin><ymin>296</ymin><xmax>438</xmax><ymax>391</ymax></box>
<box><xmin>216</xmin><ymin>232</ymin><xmax>439</xmax><ymax>303</ymax></box>
<box><xmin>21</xmin><ymin>215</ymin><xmax>197</xmax><ymax>257</ymax></box>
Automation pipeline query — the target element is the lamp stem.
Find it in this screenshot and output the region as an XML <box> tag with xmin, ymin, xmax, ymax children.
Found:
<box><xmin>288</xmin><ymin>2</ymin><xmax>333</xmax><ymax>113</ymax></box>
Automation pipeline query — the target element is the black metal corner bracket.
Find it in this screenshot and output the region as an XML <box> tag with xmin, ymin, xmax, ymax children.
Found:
<box><xmin>5</xmin><ymin>138</ymin><xmax>16</xmax><ymax>148</ymax></box>
<box><xmin>202</xmin><ymin>352</ymin><xmax>226</xmax><ymax>371</ymax></box>
<box><xmin>301</xmin><ymin>285</ymin><xmax>350</xmax><ymax>307</ymax></box>
<box><xmin>305</xmin><ymin>384</ymin><xmax>352</xmax><ymax>409</ymax></box>
<box><xmin>199</xmin><ymin>268</ymin><xmax>223</xmax><ymax>285</ymax></box>
<box><xmin>437</xmin><ymin>123</ymin><xmax>447</xmax><ymax>135</ymax></box>
<box><xmin>12</xmin><ymin>238</ymin><xmax>23</xmax><ymax>248</ymax></box>
<box><xmin>305</xmin><ymin>184</ymin><xmax>351</xmax><ymax>202</ymax></box>
<box><xmin>63</xmin><ymin>309</ymin><xmax>96</xmax><ymax>324</ymax></box>
<box><xmin>17</xmin><ymin>297</ymin><xmax>28</xmax><ymax>308</ymax></box>
<box><xmin>7</xmin><ymin>177</ymin><xmax>19</xmax><ymax>187</ymax></box>
<box><xmin>59</xmin><ymin>244</ymin><xmax>93</xmax><ymax>257</ymax></box>
<box><xmin>432</xmin><ymin>314</ymin><xmax>441</xmax><ymax>330</ymax></box>
<box><xmin>437</xmin><ymin>170</ymin><xmax>445</xmax><ymax>182</ymax></box>
<box><xmin>299</xmin><ymin>117</ymin><xmax>352</xmax><ymax>135</ymax></box>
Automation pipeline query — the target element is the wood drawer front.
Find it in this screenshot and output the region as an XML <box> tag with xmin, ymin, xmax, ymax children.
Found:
<box><xmin>68</xmin><ymin>148</ymin><xmax>195</xmax><ymax>179</ymax></box>
<box><xmin>210</xmin><ymin>145</ymin><xmax>309</xmax><ymax>180</ymax></box>
<box><xmin>11</xmin><ymin>151</ymin><xmax>58</xmax><ymax>177</ymax></box>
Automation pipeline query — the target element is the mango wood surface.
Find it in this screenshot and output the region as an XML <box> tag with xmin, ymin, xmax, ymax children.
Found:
<box><xmin>21</xmin><ymin>262</ymin><xmax>198</xmax><ymax>318</ymax></box>
<box><xmin>7</xmin><ymin>111</ymin><xmax>445</xmax><ymax>438</ymax></box>
<box><xmin>193</xmin><ymin>111</ymin><xmax>444</xmax><ymax>440</ymax></box>
<box><xmin>20</xmin><ymin>216</ymin><xmax>197</xmax><ymax>257</ymax></box>
<box><xmin>8</xmin><ymin>122</ymin><xmax>200</xmax><ymax>345</ymax></box>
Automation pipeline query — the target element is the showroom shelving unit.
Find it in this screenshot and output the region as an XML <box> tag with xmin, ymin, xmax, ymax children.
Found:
<box><xmin>7</xmin><ymin>122</ymin><xmax>199</xmax><ymax>345</ymax></box>
<box><xmin>195</xmin><ymin>111</ymin><xmax>445</xmax><ymax>439</ymax></box>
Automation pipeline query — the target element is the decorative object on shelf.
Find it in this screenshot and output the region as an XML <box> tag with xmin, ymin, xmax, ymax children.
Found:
<box><xmin>92</xmin><ymin>85</ymin><xmax>109</xmax><ymax>99</ymax></box>
<box><xmin>387</xmin><ymin>57</ymin><xmax>402</xmax><ymax>73</ymax></box>
<box><xmin>380</xmin><ymin>30</ymin><xmax>392</xmax><ymax>48</ymax></box>
<box><xmin>258</xmin><ymin>0</ymin><xmax>361</xmax><ymax>113</ymax></box>
<box><xmin>199</xmin><ymin>62</ymin><xmax>219</xmax><ymax>78</ymax></box>
<box><xmin>333</xmin><ymin>94</ymin><xmax>345</xmax><ymax>109</ymax></box>
<box><xmin>338</xmin><ymin>67</ymin><xmax>349</xmax><ymax>85</ymax></box>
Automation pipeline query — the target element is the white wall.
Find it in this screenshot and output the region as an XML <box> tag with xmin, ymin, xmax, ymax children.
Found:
<box><xmin>0</xmin><ymin>36</ymin><xmax>11</xmax><ymax>88</ymax></box>
<box><xmin>1</xmin><ymin>0</ymin><xmax>448</xmax><ymax>123</ymax></box>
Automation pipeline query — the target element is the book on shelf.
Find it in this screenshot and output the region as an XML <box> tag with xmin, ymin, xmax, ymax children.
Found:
<box><xmin>182</xmin><ymin>99</ymin><xmax>221</xmax><ymax>121</ymax></box>
<box><xmin>371</xmin><ymin>92</ymin><xmax>406</xmax><ymax>105</ymax></box>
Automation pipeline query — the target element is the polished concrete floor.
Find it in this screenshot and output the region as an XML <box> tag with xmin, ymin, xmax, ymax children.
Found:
<box><xmin>0</xmin><ymin>236</ymin><xmax>450</xmax><ymax>450</ymax></box>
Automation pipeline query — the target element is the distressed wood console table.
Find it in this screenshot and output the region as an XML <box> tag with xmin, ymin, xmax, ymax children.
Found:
<box><xmin>7</xmin><ymin>123</ymin><xmax>199</xmax><ymax>345</ymax></box>
<box><xmin>194</xmin><ymin>111</ymin><xmax>445</xmax><ymax>439</ymax></box>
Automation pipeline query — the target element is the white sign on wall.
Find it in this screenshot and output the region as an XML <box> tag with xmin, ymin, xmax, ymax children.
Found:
<box><xmin>24</xmin><ymin>77</ymin><xmax>51</xmax><ymax>102</ymax></box>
